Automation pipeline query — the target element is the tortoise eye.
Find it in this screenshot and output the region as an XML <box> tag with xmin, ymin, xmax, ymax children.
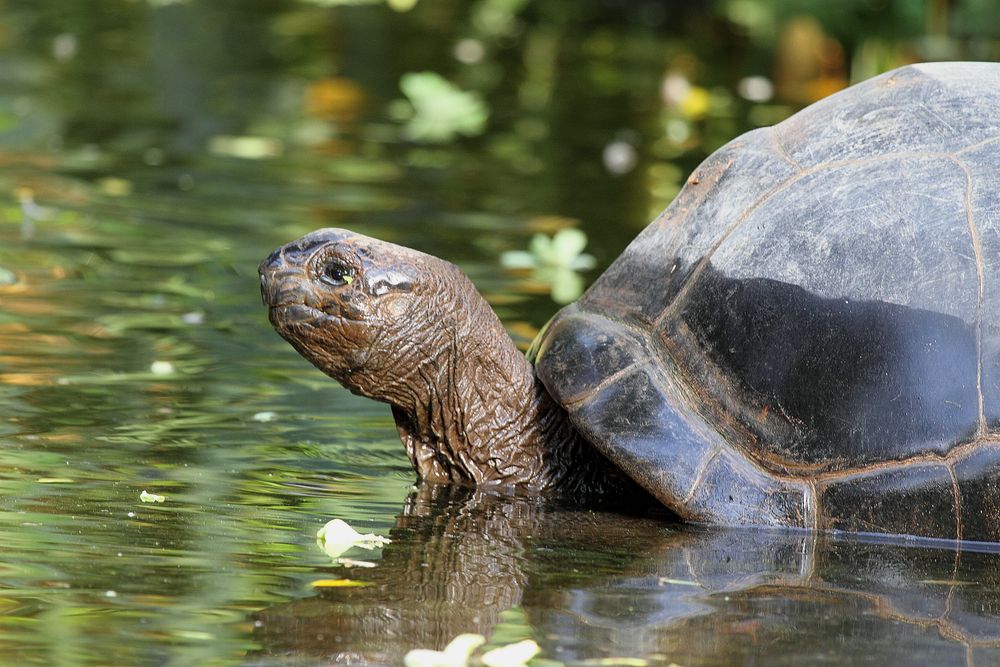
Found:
<box><xmin>321</xmin><ymin>262</ymin><xmax>354</xmax><ymax>286</ymax></box>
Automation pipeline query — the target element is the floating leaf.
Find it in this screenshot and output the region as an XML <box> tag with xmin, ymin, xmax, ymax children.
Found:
<box><xmin>399</xmin><ymin>72</ymin><xmax>488</xmax><ymax>143</ymax></box>
<box><xmin>485</xmin><ymin>607</ymin><xmax>535</xmax><ymax>648</ymax></box>
<box><xmin>498</xmin><ymin>250</ymin><xmax>534</xmax><ymax>270</ymax></box>
<box><xmin>481</xmin><ymin>640</ymin><xmax>541</xmax><ymax>667</ymax></box>
<box><xmin>309</xmin><ymin>578</ymin><xmax>370</xmax><ymax>588</ymax></box>
<box><xmin>316</xmin><ymin>518</ymin><xmax>390</xmax><ymax>559</ymax></box>
<box><xmin>503</xmin><ymin>229</ymin><xmax>595</xmax><ymax>272</ymax></box>
<box><xmin>500</xmin><ymin>228</ymin><xmax>596</xmax><ymax>303</ymax></box>
<box><xmin>150</xmin><ymin>361</ymin><xmax>175</xmax><ymax>376</ymax></box>
<box><xmin>404</xmin><ymin>634</ymin><xmax>486</xmax><ymax>667</ymax></box>
<box><xmin>547</xmin><ymin>268</ymin><xmax>584</xmax><ymax>304</ymax></box>
<box><xmin>140</xmin><ymin>490</ymin><xmax>165</xmax><ymax>503</ymax></box>
<box><xmin>556</xmin><ymin>230</ymin><xmax>592</xmax><ymax>268</ymax></box>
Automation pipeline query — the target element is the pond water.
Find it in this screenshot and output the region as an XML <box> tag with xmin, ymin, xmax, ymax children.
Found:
<box><xmin>1</xmin><ymin>2</ymin><xmax>1000</xmax><ymax>666</ymax></box>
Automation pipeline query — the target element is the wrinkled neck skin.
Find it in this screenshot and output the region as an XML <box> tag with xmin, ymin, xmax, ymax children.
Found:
<box><xmin>369</xmin><ymin>277</ymin><xmax>625</xmax><ymax>496</ymax></box>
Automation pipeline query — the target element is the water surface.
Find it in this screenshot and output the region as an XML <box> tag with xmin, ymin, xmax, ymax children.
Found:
<box><xmin>1</xmin><ymin>2</ymin><xmax>999</xmax><ymax>666</ymax></box>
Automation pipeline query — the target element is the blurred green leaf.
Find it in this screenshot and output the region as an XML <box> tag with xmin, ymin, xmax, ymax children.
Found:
<box><xmin>500</xmin><ymin>229</ymin><xmax>595</xmax><ymax>303</ymax></box>
<box><xmin>399</xmin><ymin>72</ymin><xmax>489</xmax><ymax>143</ymax></box>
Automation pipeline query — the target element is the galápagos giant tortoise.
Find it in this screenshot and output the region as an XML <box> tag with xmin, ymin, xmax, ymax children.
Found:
<box><xmin>259</xmin><ymin>62</ymin><xmax>1000</xmax><ymax>542</ymax></box>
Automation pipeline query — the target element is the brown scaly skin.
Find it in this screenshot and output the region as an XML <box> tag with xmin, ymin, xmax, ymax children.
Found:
<box><xmin>259</xmin><ymin>228</ymin><xmax>636</xmax><ymax>496</ymax></box>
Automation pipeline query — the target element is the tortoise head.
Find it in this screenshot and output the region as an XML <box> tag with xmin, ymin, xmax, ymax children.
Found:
<box><xmin>258</xmin><ymin>228</ymin><xmax>467</xmax><ymax>404</ymax></box>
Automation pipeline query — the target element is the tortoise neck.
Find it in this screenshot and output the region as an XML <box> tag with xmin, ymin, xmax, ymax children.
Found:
<box><xmin>388</xmin><ymin>282</ymin><xmax>603</xmax><ymax>491</ymax></box>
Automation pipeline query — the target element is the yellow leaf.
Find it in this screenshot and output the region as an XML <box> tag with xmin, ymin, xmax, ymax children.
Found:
<box><xmin>309</xmin><ymin>579</ymin><xmax>370</xmax><ymax>588</ymax></box>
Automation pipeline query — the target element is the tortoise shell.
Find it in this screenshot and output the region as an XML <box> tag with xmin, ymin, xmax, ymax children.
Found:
<box><xmin>533</xmin><ymin>62</ymin><xmax>1000</xmax><ymax>541</ymax></box>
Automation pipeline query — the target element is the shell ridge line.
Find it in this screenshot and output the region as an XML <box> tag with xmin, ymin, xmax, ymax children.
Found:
<box><xmin>814</xmin><ymin>149</ymin><xmax>948</xmax><ymax>170</ymax></box>
<box><xmin>687</xmin><ymin>431</ymin><xmax>1000</xmax><ymax>488</ymax></box>
<box><xmin>570</xmin><ymin>306</ymin><xmax>659</xmax><ymax>342</ymax></box>
<box><xmin>948</xmin><ymin>155</ymin><xmax>986</xmax><ymax>436</ymax></box>
<box><xmin>559</xmin><ymin>360</ymin><xmax>644</xmax><ymax>408</ymax></box>
<box><xmin>812</xmin><ymin>441</ymin><xmax>985</xmax><ymax>485</ymax></box>
<box><xmin>682</xmin><ymin>446</ymin><xmax>720</xmax><ymax>504</ymax></box>
<box><xmin>954</xmin><ymin>132</ymin><xmax>1000</xmax><ymax>156</ymax></box>
<box><xmin>540</xmin><ymin>310</ymin><xmax>651</xmax><ymax>407</ymax></box>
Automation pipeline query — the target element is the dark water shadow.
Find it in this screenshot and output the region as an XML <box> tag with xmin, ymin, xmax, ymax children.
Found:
<box><xmin>248</xmin><ymin>486</ymin><xmax>1000</xmax><ymax>666</ymax></box>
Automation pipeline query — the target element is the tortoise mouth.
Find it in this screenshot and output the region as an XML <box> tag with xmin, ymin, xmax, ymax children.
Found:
<box><xmin>268</xmin><ymin>301</ymin><xmax>367</xmax><ymax>329</ymax></box>
<box><xmin>268</xmin><ymin>302</ymin><xmax>334</xmax><ymax>326</ymax></box>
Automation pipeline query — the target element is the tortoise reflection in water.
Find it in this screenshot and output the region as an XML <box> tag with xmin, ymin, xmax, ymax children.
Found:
<box><xmin>252</xmin><ymin>488</ymin><xmax>1000</xmax><ymax>665</ymax></box>
<box><xmin>259</xmin><ymin>62</ymin><xmax>1000</xmax><ymax>542</ymax></box>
